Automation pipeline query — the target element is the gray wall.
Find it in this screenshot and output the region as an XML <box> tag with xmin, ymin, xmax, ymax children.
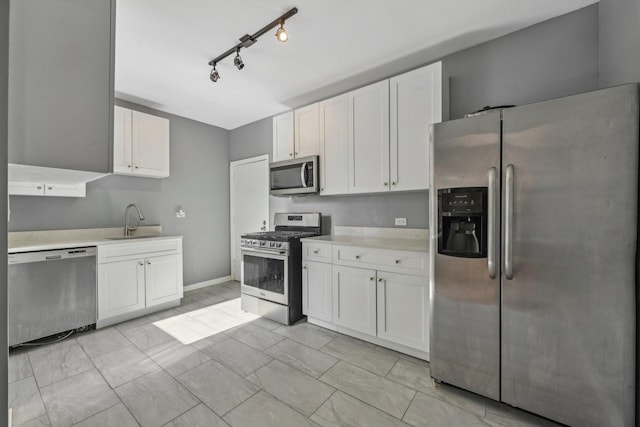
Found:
<box><xmin>9</xmin><ymin>100</ymin><xmax>231</xmax><ymax>286</ymax></box>
<box><xmin>230</xmin><ymin>5</ymin><xmax>599</xmax><ymax>230</ymax></box>
<box><xmin>1</xmin><ymin>0</ymin><xmax>9</xmax><ymax>418</ymax></box>
<box><xmin>598</xmin><ymin>0</ymin><xmax>640</xmax><ymax>87</ymax></box>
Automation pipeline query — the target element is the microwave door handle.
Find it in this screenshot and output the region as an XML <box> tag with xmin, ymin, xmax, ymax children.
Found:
<box><xmin>300</xmin><ymin>163</ymin><xmax>308</xmax><ymax>187</ymax></box>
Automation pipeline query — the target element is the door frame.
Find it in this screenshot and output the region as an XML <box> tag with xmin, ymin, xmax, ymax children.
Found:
<box><xmin>229</xmin><ymin>154</ymin><xmax>270</xmax><ymax>281</ymax></box>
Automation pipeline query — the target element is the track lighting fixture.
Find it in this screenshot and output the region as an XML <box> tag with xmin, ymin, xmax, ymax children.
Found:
<box><xmin>209</xmin><ymin>63</ymin><xmax>220</xmax><ymax>82</ymax></box>
<box><xmin>207</xmin><ymin>7</ymin><xmax>298</xmax><ymax>83</ymax></box>
<box><xmin>234</xmin><ymin>49</ymin><xmax>244</xmax><ymax>70</ymax></box>
<box><xmin>275</xmin><ymin>20</ymin><xmax>288</xmax><ymax>42</ymax></box>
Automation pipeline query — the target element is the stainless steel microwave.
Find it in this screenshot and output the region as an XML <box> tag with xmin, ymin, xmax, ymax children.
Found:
<box><xmin>269</xmin><ymin>155</ymin><xmax>318</xmax><ymax>196</ymax></box>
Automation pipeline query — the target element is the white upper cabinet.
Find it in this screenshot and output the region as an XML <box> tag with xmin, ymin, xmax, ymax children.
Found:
<box><xmin>319</xmin><ymin>94</ymin><xmax>349</xmax><ymax>195</ymax></box>
<box><xmin>114</xmin><ymin>106</ymin><xmax>170</xmax><ymax>178</ymax></box>
<box><xmin>114</xmin><ymin>106</ymin><xmax>133</xmax><ymax>174</ymax></box>
<box><xmin>295</xmin><ymin>104</ymin><xmax>320</xmax><ymax>158</ymax></box>
<box><xmin>390</xmin><ymin>62</ymin><xmax>446</xmax><ymax>191</ymax></box>
<box><xmin>273</xmin><ymin>106</ymin><xmax>320</xmax><ymax>162</ymax></box>
<box><xmin>273</xmin><ymin>111</ymin><xmax>294</xmax><ymax>162</ymax></box>
<box><xmin>348</xmin><ymin>80</ymin><xmax>391</xmax><ymax>194</ymax></box>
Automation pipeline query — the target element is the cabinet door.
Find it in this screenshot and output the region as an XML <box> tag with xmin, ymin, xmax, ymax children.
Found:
<box><xmin>377</xmin><ymin>272</ymin><xmax>429</xmax><ymax>352</ymax></box>
<box><xmin>145</xmin><ymin>254</ymin><xmax>183</xmax><ymax>307</ymax></box>
<box><xmin>333</xmin><ymin>265</ymin><xmax>376</xmax><ymax>336</ymax></box>
<box><xmin>44</xmin><ymin>183</ymin><xmax>86</xmax><ymax>198</ymax></box>
<box><xmin>132</xmin><ymin>110</ymin><xmax>170</xmax><ymax>178</ymax></box>
<box><xmin>319</xmin><ymin>95</ymin><xmax>349</xmax><ymax>195</ymax></box>
<box><xmin>273</xmin><ymin>111</ymin><xmax>294</xmax><ymax>162</ymax></box>
<box><xmin>98</xmin><ymin>259</ymin><xmax>146</xmax><ymax>320</ymax></box>
<box><xmin>390</xmin><ymin>62</ymin><xmax>443</xmax><ymax>191</ymax></box>
<box><xmin>303</xmin><ymin>261</ymin><xmax>332</xmax><ymax>322</ymax></box>
<box><xmin>113</xmin><ymin>106</ymin><xmax>133</xmax><ymax>174</ymax></box>
<box><xmin>348</xmin><ymin>80</ymin><xmax>390</xmax><ymax>194</ymax></box>
<box><xmin>295</xmin><ymin>103</ymin><xmax>320</xmax><ymax>158</ymax></box>
<box><xmin>8</xmin><ymin>182</ymin><xmax>44</xmax><ymax>196</ymax></box>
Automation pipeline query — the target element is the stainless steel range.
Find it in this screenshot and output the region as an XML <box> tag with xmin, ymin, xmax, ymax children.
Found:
<box><xmin>240</xmin><ymin>212</ymin><xmax>321</xmax><ymax>325</ymax></box>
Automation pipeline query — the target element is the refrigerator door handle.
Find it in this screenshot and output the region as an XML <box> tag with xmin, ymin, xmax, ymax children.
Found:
<box><xmin>488</xmin><ymin>167</ymin><xmax>497</xmax><ymax>279</ymax></box>
<box><xmin>505</xmin><ymin>164</ymin><xmax>514</xmax><ymax>280</ymax></box>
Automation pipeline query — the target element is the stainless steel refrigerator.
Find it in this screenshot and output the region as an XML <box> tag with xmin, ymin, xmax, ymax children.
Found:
<box><xmin>429</xmin><ymin>84</ymin><xmax>638</xmax><ymax>426</ymax></box>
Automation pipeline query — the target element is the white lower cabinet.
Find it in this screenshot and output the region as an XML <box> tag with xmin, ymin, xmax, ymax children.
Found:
<box><xmin>145</xmin><ymin>254</ymin><xmax>183</xmax><ymax>307</ymax></box>
<box><xmin>303</xmin><ymin>241</ymin><xmax>429</xmax><ymax>359</ymax></box>
<box><xmin>376</xmin><ymin>271</ymin><xmax>429</xmax><ymax>351</ymax></box>
<box><xmin>98</xmin><ymin>258</ymin><xmax>146</xmax><ymax>319</ymax></box>
<box><xmin>333</xmin><ymin>265</ymin><xmax>377</xmax><ymax>336</ymax></box>
<box><xmin>302</xmin><ymin>260</ymin><xmax>332</xmax><ymax>322</ymax></box>
<box><xmin>97</xmin><ymin>238</ymin><xmax>183</xmax><ymax>326</ymax></box>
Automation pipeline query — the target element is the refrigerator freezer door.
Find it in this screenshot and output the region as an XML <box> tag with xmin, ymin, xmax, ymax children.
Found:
<box><xmin>501</xmin><ymin>84</ymin><xmax>638</xmax><ymax>426</ymax></box>
<box><xmin>430</xmin><ymin>111</ymin><xmax>501</xmax><ymax>400</ymax></box>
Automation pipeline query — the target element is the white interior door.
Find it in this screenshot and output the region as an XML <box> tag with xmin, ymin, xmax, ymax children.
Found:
<box><xmin>230</xmin><ymin>155</ymin><xmax>269</xmax><ymax>281</ymax></box>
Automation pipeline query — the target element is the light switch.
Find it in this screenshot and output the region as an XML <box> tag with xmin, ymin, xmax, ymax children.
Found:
<box><xmin>395</xmin><ymin>217</ymin><xmax>407</xmax><ymax>226</ymax></box>
<box><xmin>176</xmin><ymin>209</ymin><xmax>186</xmax><ymax>218</ymax></box>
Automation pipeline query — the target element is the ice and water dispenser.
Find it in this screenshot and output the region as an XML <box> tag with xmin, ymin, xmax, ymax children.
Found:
<box><xmin>437</xmin><ymin>187</ymin><xmax>488</xmax><ymax>258</ymax></box>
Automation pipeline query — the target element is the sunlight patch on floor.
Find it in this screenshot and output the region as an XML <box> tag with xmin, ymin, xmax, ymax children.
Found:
<box><xmin>153</xmin><ymin>297</ymin><xmax>259</xmax><ymax>344</ymax></box>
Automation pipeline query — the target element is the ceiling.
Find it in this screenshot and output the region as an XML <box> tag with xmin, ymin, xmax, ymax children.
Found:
<box><xmin>115</xmin><ymin>0</ymin><xmax>597</xmax><ymax>130</ymax></box>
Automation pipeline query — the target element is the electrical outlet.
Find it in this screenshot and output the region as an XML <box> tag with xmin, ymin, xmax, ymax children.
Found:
<box><xmin>395</xmin><ymin>217</ymin><xmax>407</xmax><ymax>226</ymax></box>
<box><xmin>176</xmin><ymin>209</ymin><xmax>186</xmax><ymax>218</ymax></box>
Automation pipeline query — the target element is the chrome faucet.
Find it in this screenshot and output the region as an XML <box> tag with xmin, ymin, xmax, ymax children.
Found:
<box><xmin>124</xmin><ymin>203</ymin><xmax>145</xmax><ymax>237</ymax></box>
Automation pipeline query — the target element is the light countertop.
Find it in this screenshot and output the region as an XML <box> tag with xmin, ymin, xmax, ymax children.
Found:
<box><xmin>8</xmin><ymin>226</ymin><xmax>182</xmax><ymax>253</ymax></box>
<box><xmin>301</xmin><ymin>226</ymin><xmax>429</xmax><ymax>253</ymax></box>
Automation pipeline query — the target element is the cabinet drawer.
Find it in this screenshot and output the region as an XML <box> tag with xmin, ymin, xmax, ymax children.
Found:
<box><xmin>333</xmin><ymin>245</ymin><xmax>427</xmax><ymax>275</ymax></box>
<box><xmin>98</xmin><ymin>238</ymin><xmax>182</xmax><ymax>264</ymax></box>
<box><xmin>302</xmin><ymin>242</ymin><xmax>332</xmax><ymax>262</ymax></box>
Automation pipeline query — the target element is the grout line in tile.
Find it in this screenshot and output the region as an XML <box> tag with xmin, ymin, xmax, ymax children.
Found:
<box><xmin>308</xmin><ymin>389</ymin><xmax>338</xmax><ymax>420</ymax></box>
<box><xmin>400</xmin><ymin>389</ymin><xmax>417</xmax><ymax>421</ymax></box>
<box><xmin>217</xmin><ymin>388</ymin><xmax>261</xmax><ymax>418</ymax></box>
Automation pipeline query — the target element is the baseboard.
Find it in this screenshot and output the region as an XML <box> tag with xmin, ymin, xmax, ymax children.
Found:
<box><xmin>184</xmin><ymin>276</ymin><xmax>233</xmax><ymax>292</ymax></box>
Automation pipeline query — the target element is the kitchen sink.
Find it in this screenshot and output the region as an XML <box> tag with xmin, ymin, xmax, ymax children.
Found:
<box><xmin>106</xmin><ymin>234</ymin><xmax>163</xmax><ymax>240</ymax></box>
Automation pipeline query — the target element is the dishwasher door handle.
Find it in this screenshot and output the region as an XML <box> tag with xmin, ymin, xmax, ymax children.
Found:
<box><xmin>45</xmin><ymin>255</ymin><xmax>63</xmax><ymax>260</ymax></box>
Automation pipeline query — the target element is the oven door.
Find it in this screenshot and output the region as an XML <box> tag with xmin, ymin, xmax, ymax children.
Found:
<box><xmin>241</xmin><ymin>248</ymin><xmax>289</xmax><ymax>305</ymax></box>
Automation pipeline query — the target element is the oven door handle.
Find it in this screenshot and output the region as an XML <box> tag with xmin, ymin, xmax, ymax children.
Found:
<box><xmin>241</xmin><ymin>247</ymin><xmax>287</xmax><ymax>256</ymax></box>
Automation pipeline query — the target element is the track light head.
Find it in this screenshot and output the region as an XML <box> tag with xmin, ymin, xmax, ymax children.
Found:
<box><xmin>234</xmin><ymin>49</ymin><xmax>244</xmax><ymax>70</ymax></box>
<box><xmin>209</xmin><ymin>64</ymin><xmax>220</xmax><ymax>82</ymax></box>
<box><xmin>275</xmin><ymin>20</ymin><xmax>288</xmax><ymax>42</ymax></box>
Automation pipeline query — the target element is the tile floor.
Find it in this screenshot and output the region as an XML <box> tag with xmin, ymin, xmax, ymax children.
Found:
<box><xmin>8</xmin><ymin>281</ymin><xmax>560</xmax><ymax>427</ymax></box>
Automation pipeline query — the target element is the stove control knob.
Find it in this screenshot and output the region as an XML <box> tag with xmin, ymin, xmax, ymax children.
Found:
<box><xmin>252</xmin><ymin>240</ymin><xmax>257</xmax><ymax>246</ymax></box>
<box><xmin>277</xmin><ymin>243</ymin><xmax>283</xmax><ymax>248</ymax></box>
<box><xmin>270</xmin><ymin>242</ymin><xmax>276</xmax><ymax>248</ymax></box>
<box><xmin>260</xmin><ymin>241</ymin><xmax>266</xmax><ymax>247</ymax></box>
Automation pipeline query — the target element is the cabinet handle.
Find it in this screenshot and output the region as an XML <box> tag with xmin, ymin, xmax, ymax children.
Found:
<box><xmin>135</xmin><ymin>165</ymin><xmax>139</xmax><ymax>169</ymax></box>
<box><xmin>378</xmin><ymin>278</ymin><xmax>383</xmax><ymax>282</ymax></box>
<box><xmin>369</xmin><ymin>277</ymin><xmax>375</xmax><ymax>281</ymax></box>
<box><xmin>127</xmin><ymin>164</ymin><xmax>131</xmax><ymax>168</ymax></box>
<box><xmin>321</xmin><ymin>188</ymin><xmax>324</xmax><ymax>192</ymax></box>
<box><xmin>383</xmin><ymin>182</ymin><xmax>388</xmax><ymax>186</ymax></box>
<box><xmin>295</xmin><ymin>152</ymin><xmax>299</xmax><ymax>155</ymax></box>
<box><xmin>138</xmin><ymin>261</ymin><xmax>144</xmax><ymax>266</ymax></box>
<box><xmin>391</xmin><ymin>182</ymin><xmax>396</xmax><ymax>186</ymax></box>
<box><xmin>355</xmin><ymin>255</ymin><xmax>360</xmax><ymax>260</ymax></box>
<box><xmin>395</xmin><ymin>259</ymin><xmax>400</xmax><ymax>264</ymax></box>
<box><xmin>36</xmin><ymin>186</ymin><xmax>42</xmax><ymax>190</ymax></box>
<box><xmin>47</xmin><ymin>186</ymin><xmax>53</xmax><ymax>190</ymax></box>
<box><xmin>303</xmin><ymin>265</ymin><xmax>307</xmax><ymax>269</ymax></box>
<box><xmin>289</xmin><ymin>153</ymin><xmax>293</xmax><ymax>157</ymax></box>
<box><xmin>313</xmin><ymin>250</ymin><xmax>319</xmax><ymax>254</ymax></box>
<box><xmin>146</xmin><ymin>260</ymin><xmax>151</xmax><ymax>265</ymax></box>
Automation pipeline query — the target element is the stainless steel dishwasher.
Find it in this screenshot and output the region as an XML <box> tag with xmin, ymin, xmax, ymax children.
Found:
<box><xmin>8</xmin><ymin>247</ymin><xmax>97</xmax><ymax>346</ymax></box>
